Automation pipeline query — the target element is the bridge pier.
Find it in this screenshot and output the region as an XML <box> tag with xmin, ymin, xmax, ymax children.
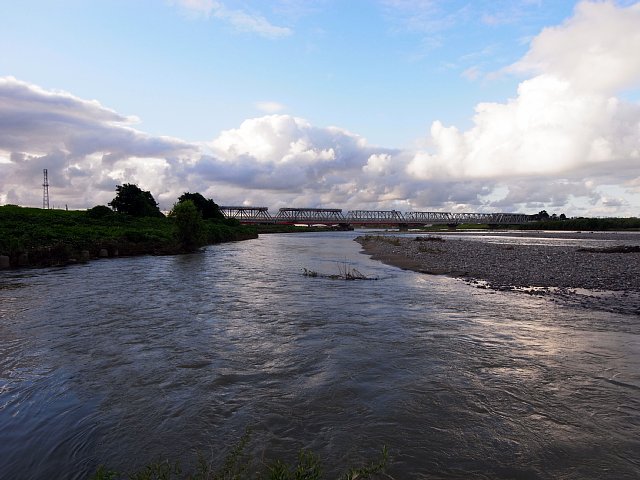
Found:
<box><xmin>398</xmin><ymin>223</ymin><xmax>409</xmax><ymax>231</ymax></box>
<box><xmin>447</xmin><ymin>223</ymin><xmax>458</xmax><ymax>230</ymax></box>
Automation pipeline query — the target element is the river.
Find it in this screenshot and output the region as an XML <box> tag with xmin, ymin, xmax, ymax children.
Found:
<box><xmin>0</xmin><ymin>231</ymin><xmax>638</xmax><ymax>479</ymax></box>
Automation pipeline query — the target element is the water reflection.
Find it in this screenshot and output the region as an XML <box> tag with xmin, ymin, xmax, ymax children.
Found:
<box><xmin>0</xmin><ymin>231</ymin><xmax>638</xmax><ymax>479</ymax></box>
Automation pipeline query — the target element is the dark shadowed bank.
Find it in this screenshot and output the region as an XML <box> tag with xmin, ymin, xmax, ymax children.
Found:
<box><xmin>0</xmin><ymin>205</ymin><xmax>257</xmax><ymax>269</ymax></box>
<box><xmin>356</xmin><ymin>232</ymin><xmax>640</xmax><ymax>315</ymax></box>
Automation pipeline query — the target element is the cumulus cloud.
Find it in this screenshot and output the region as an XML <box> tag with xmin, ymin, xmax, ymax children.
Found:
<box><xmin>0</xmin><ymin>77</ymin><xmax>196</xmax><ymax>208</ymax></box>
<box><xmin>508</xmin><ymin>1</ymin><xmax>640</xmax><ymax>94</ymax></box>
<box><xmin>407</xmin><ymin>1</ymin><xmax>640</xmax><ymax>214</ymax></box>
<box><xmin>184</xmin><ymin>115</ymin><xmax>405</xmax><ymax>206</ymax></box>
<box><xmin>171</xmin><ymin>0</ymin><xmax>292</xmax><ymax>38</ymax></box>
<box><xmin>178</xmin><ymin>114</ymin><xmax>504</xmax><ymax>212</ymax></box>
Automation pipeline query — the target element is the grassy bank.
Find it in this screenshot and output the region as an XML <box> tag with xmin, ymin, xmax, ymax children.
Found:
<box><xmin>519</xmin><ymin>217</ymin><xmax>640</xmax><ymax>231</ymax></box>
<box><xmin>0</xmin><ymin>205</ymin><xmax>257</xmax><ymax>268</ymax></box>
<box><xmin>406</xmin><ymin>218</ymin><xmax>640</xmax><ymax>232</ymax></box>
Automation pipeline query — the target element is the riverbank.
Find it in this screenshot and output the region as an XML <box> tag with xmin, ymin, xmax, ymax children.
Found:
<box><xmin>0</xmin><ymin>205</ymin><xmax>257</xmax><ymax>269</ymax></box>
<box><xmin>356</xmin><ymin>232</ymin><xmax>640</xmax><ymax>315</ymax></box>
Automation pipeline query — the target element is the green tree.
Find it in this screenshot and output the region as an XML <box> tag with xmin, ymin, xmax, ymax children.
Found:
<box><xmin>177</xmin><ymin>192</ymin><xmax>224</xmax><ymax>220</ymax></box>
<box><xmin>108</xmin><ymin>184</ymin><xmax>164</xmax><ymax>217</ymax></box>
<box><xmin>536</xmin><ymin>210</ymin><xmax>550</xmax><ymax>221</ymax></box>
<box><xmin>170</xmin><ymin>200</ymin><xmax>204</xmax><ymax>251</ymax></box>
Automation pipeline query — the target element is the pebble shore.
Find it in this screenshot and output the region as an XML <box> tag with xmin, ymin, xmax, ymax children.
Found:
<box><xmin>355</xmin><ymin>231</ymin><xmax>640</xmax><ymax>315</ymax></box>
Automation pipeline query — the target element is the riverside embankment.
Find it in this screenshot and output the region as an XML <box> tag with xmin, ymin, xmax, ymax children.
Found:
<box><xmin>0</xmin><ymin>205</ymin><xmax>257</xmax><ymax>269</ymax></box>
<box><xmin>356</xmin><ymin>231</ymin><xmax>640</xmax><ymax>314</ymax></box>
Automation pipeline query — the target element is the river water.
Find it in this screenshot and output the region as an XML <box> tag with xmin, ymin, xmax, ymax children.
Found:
<box><xmin>0</xmin><ymin>231</ymin><xmax>638</xmax><ymax>479</ymax></box>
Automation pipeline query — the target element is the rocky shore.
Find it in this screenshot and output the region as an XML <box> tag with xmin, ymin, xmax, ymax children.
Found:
<box><xmin>355</xmin><ymin>232</ymin><xmax>640</xmax><ymax>315</ymax></box>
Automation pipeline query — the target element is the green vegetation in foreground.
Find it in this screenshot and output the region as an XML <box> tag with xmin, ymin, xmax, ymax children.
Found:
<box><xmin>519</xmin><ymin>217</ymin><xmax>640</xmax><ymax>231</ymax></box>
<box><xmin>0</xmin><ymin>204</ymin><xmax>256</xmax><ymax>268</ymax></box>
<box><xmin>90</xmin><ymin>430</ymin><xmax>389</xmax><ymax>480</ymax></box>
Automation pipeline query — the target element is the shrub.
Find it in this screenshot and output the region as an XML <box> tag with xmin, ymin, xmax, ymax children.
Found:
<box><xmin>86</xmin><ymin>205</ymin><xmax>113</xmax><ymax>219</ymax></box>
<box><xmin>170</xmin><ymin>200</ymin><xmax>205</xmax><ymax>252</ymax></box>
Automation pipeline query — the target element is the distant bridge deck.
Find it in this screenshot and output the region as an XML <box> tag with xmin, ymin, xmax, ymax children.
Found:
<box><xmin>220</xmin><ymin>206</ymin><xmax>534</xmax><ymax>226</ymax></box>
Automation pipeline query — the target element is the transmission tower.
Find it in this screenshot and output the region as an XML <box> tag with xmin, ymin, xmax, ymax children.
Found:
<box><xmin>42</xmin><ymin>169</ymin><xmax>50</xmax><ymax>209</ymax></box>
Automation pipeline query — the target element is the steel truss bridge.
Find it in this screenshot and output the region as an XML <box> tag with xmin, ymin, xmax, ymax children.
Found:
<box><xmin>219</xmin><ymin>206</ymin><xmax>534</xmax><ymax>227</ymax></box>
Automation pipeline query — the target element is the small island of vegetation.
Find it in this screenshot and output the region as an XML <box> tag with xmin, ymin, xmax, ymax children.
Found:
<box><xmin>0</xmin><ymin>184</ymin><xmax>257</xmax><ymax>269</ymax></box>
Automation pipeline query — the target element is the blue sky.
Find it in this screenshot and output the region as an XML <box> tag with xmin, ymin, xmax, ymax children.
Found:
<box><xmin>1</xmin><ymin>1</ymin><xmax>640</xmax><ymax>216</ymax></box>
<box><xmin>1</xmin><ymin>0</ymin><xmax>574</xmax><ymax>146</ymax></box>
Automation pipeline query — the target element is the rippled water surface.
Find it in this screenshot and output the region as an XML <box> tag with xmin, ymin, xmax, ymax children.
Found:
<box><xmin>1</xmin><ymin>232</ymin><xmax>639</xmax><ymax>479</ymax></box>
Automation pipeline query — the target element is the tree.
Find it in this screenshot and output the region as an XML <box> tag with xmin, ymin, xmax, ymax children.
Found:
<box><xmin>108</xmin><ymin>184</ymin><xmax>164</xmax><ymax>217</ymax></box>
<box><xmin>177</xmin><ymin>192</ymin><xmax>224</xmax><ymax>220</ymax></box>
<box><xmin>536</xmin><ymin>210</ymin><xmax>550</xmax><ymax>221</ymax></box>
<box><xmin>169</xmin><ymin>200</ymin><xmax>204</xmax><ymax>251</ymax></box>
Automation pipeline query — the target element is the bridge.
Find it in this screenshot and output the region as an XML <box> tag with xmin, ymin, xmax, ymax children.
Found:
<box><xmin>219</xmin><ymin>206</ymin><xmax>534</xmax><ymax>227</ymax></box>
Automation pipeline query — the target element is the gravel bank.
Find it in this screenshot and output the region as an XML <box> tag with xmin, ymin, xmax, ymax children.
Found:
<box><xmin>355</xmin><ymin>233</ymin><xmax>640</xmax><ymax>315</ymax></box>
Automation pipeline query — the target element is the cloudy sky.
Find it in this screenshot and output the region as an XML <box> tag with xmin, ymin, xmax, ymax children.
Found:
<box><xmin>1</xmin><ymin>0</ymin><xmax>639</xmax><ymax>216</ymax></box>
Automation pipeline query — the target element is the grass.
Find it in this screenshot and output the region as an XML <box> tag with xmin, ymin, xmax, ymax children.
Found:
<box><xmin>303</xmin><ymin>262</ymin><xmax>377</xmax><ymax>280</ymax></box>
<box><xmin>519</xmin><ymin>217</ymin><xmax>640</xmax><ymax>231</ymax></box>
<box><xmin>0</xmin><ymin>205</ymin><xmax>257</xmax><ymax>268</ymax></box>
<box><xmin>89</xmin><ymin>429</ymin><xmax>389</xmax><ymax>480</ymax></box>
<box><xmin>360</xmin><ymin>235</ymin><xmax>401</xmax><ymax>247</ymax></box>
<box><xmin>577</xmin><ymin>245</ymin><xmax>640</xmax><ymax>253</ymax></box>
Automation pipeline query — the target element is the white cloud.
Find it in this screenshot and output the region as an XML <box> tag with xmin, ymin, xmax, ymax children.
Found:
<box><xmin>171</xmin><ymin>0</ymin><xmax>292</xmax><ymax>38</ymax></box>
<box><xmin>0</xmin><ymin>77</ymin><xmax>196</xmax><ymax>209</ymax></box>
<box><xmin>409</xmin><ymin>74</ymin><xmax>640</xmax><ymax>178</ymax></box>
<box><xmin>508</xmin><ymin>1</ymin><xmax>640</xmax><ymax>94</ymax></box>
<box><xmin>255</xmin><ymin>101</ymin><xmax>286</xmax><ymax>114</ymax></box>
<box><xmin>199</xmin><ymin>115</ymin><xmax>382</xmax><ymax>192</ymax></box>
<box><xmin>407</xmin><ymin>1</ymin><xmax>640</xmax><ymax>215</ymax></box>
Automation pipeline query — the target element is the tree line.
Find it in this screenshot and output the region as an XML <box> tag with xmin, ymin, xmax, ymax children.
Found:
<box><xmin>90</xmin><ymin>183</ymin><xmax>232</xmax><ymax>252</ymax></box>
<box><xmin>102</xmin><ymin>183</ymin><xmax>224</xmax><ymax>221</ymax></box>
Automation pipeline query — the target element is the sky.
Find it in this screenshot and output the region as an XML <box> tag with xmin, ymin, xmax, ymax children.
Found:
<box><xmin>1</xmin><ymin>0</ymin><xmax>640</xmax><ymax>216</ymax></box>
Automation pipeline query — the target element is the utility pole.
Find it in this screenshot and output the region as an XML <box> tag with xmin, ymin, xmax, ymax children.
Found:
<box><xmin>42</xmin><ymin>169</ymin><xmax>50</xmax><ymax>209</ymax></box>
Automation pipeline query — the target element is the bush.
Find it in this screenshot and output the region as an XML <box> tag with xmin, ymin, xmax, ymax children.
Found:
<box><xmin>170</xmin><ymin>200</ymin><xmax>205</xmax><ymax>252</ymax></box>
<box><xmin>86</xmin><ymin>205</ymin><xmax>113</xmax><ymax>219</ymax></box>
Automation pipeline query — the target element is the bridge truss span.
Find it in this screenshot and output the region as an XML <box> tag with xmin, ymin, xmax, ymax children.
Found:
<box><xmin>346</xmin><ymin>210</ymin><xmax>406</xmax><ymax>225</ymax></box>
<box><xmin>219</xmin><ymin>206</ymin><xmax>274</xmax><ymax>223</ymax></box>
<box><xmin>405</xmin><ymin>211</ymin><xmax>534</xmax><ymax>225</ymax></box>
<box><xmin>219</xmin><ymin>205</ymin><xmax>535</xmax><ymax>226</ymax></box>
<box><xmin>275</xmin><ymin>208</ymin><xmax>346</xmax><ymax>225</ymax></box>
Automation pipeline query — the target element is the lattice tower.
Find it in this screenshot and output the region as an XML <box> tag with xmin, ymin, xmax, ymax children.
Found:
<box><xmin>42</xmin><ymin>169</ymin><xmax>50</xmax><ymax>209</ymax></box>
